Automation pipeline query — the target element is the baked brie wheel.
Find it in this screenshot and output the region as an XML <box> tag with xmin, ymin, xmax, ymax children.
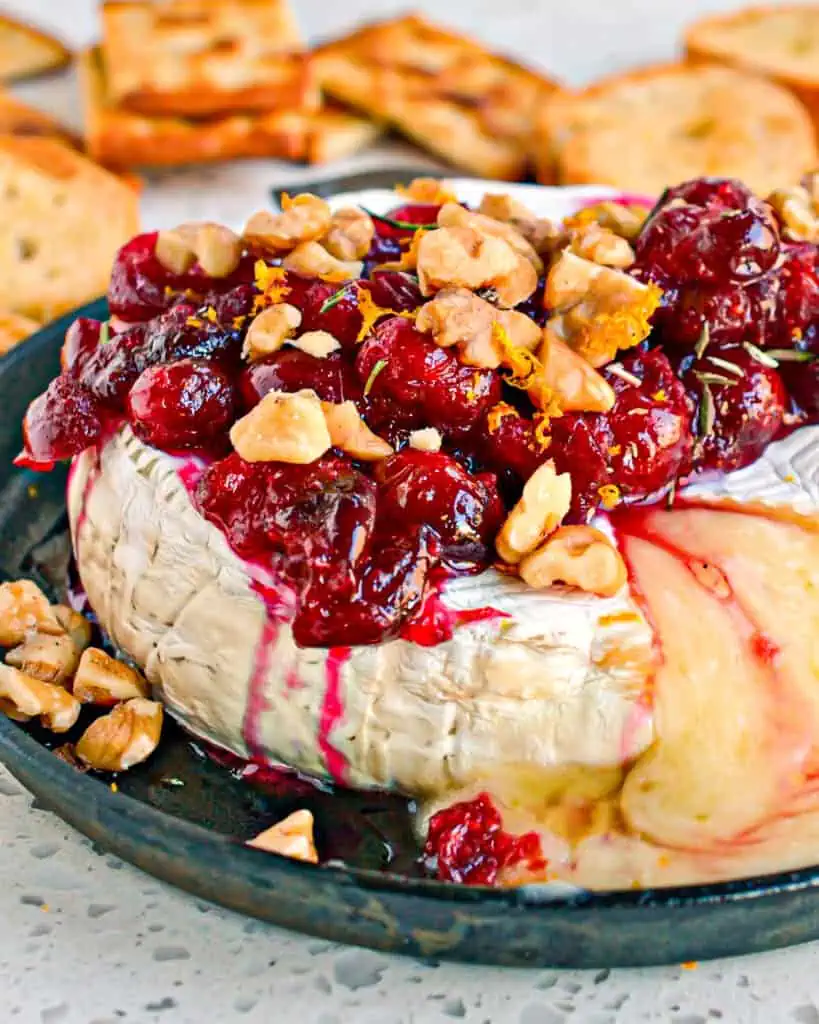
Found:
<box><xmin>20</xmin><ymin>174</ymin><xmax>819</xmax><ymax>890</ymax></box>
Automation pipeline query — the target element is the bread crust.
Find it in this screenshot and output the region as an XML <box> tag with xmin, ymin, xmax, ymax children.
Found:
<box><xmin>101</xmin><ymin>0</ymin><xmax>318</xmax><ymax>117</ymax></box>
<box><xmin>0</xmin><ymin>309</ymin><xmax>38</xmax><ymax>355</ymax></box>
<box><xmin>685</xmin><ymin>5</ymin><xmax>819</xmax><ymax>131</ymax></box>
<box><xmin>81</xmin><ymin>48</ymin><xmax>379</xmax><ymax>168</ymax></box>
<box><xmin>0</xmin><ymin>13</ymin><xmax>71</xmax><ymax>82</ymax></box>
<box><xmin>314</xmin><ymin>14</ymin><xmax>559</xmax><ymax>181</ymax></box>
<box><xmin>535</xmin><ymin>61</ymin><xmax>818</xmax><ymax>196</ymax></box>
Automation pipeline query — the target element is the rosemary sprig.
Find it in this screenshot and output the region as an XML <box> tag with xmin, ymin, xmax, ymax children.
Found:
<box><xmin>607</xmin><ymin>363</ymin><xmax>643</xmax><ymax>387</ymax></box>
<box><xmin>99</xmin><ymin>321</ymin><xmax>110</xmax><ymax>345</ymax></box>
<box><xmin>695</xmin><ymin>370</ymin><xmax>737</xmax><ymax>387</ymax></box>
<box><xmin>765</xmin><ymin>349</ymin><xmax>817</xmax><ymax>363</ymax></box>
<box><xmin>363</xmin><ymin>358</ymin><xmax>388</xmax><ymax>396</ymax></box>
<box><xmin>694</xmin><ymin>324</ymin><xmax>711</xmax><ymax>359</ymax></box>
<box><xmin>706</xmin><ymin>355</ymin><xmax>743</xmax><ymax>377</ymax></box>
<box><xmin>319</xmin><ymin>283</ymin><xmax>354</xmax><ymax>314</ymax></box>
<box><xmin>742</xmin><ymin>342</ymin><xmax>779</xmax><ymax>368</ymax></box>
<box><xmin>698</xmin><ymin>381</ymin><xmax>716</xmax><ymax>437</ymax></box>
<box><xmin>363</xmin><ymin>208</ymin><xmax>437</xmax><ymax>232</ymax></box>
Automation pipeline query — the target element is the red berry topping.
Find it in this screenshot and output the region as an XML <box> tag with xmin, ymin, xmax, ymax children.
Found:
<box><xmin>424</xmin><ymin>792</ymin><xmax>545</xmax><ymax>885</ymax></box>
<box><xmin>21</xmin><ymin>376</ymin><xmax>104</xmax><ymax>466</ymax></box>
<box><xmin>239</xmin><ymin>349</ymin><xmax>362</xmax><ymax>409</ymax></box>
<box><xmin>61</xmin><ymin>318</ymin><xmax>103</xmax><ymax>377</ymax></box>
<box><xmin>682</xmin><ymin>343</ymin><xmax>787</xmax><ymax>474</ymax></box>
<box><xmin>548</xmin><ymin>414</ymin><xmax>610</xmax><ymax>523</ymax></box>
<box><xmin>127</xmin><ymin>359</ymin><xmax>235</xmax><ymax>449</ymax></box>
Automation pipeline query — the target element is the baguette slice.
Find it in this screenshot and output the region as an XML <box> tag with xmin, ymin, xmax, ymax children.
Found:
<box><xmin>536</xmin><ymin>63</ymin><xmax>818</xmax><ymax>196</ymax></box>
<box><xmin>0</xmin><ymin>13</ymin><xmax>71</xmax><ymax>82</ymax></box>
<box><xmin>0</xmin><ymin>309</ymin><xmax>39</xmax><ymax>355</ymax></box>
<box><xmin>101</xmin><ymin>0</ymin><xmax>318</xmax><ymax>117</ymax></box>
<box><xmin>685</xmin><ymin>6</ymin><xmax>819</xmax><ymax>130</ymax></box>
<box><xmin>80</xmin><ymin>47</ymin><xmax>380</xmax><ymax>168</ymax></box>
<box><xmin>0</xmin><ymin>137</ymin><xmax>140</xmax><ymax>321</ymax></box>
<box><xmin>315</xmin><ymin>14</ymin><xmax>559</xmax><ymax>181</ymax></box>
<box><xmin>0</xmin><ymin>91</ymin><xmax>80</xmax><ymax>149</ymax></box>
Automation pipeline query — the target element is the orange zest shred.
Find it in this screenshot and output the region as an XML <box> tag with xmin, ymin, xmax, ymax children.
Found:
<box><xmin>574</xmin><ymin>282</ymin><xmax>662</xmax><ymax>366</ymax></box>
<box><xmin>355</xmin><ymin>285</ymin><xmax>417</xmax><ymax>343</ymax></box>
<box><xmin>652</xmin><ymin>388</ymin><xmax>666</xmax><ymax>402</ymax></box>
<box><xmin>204</xmin><ymin>306</ymin><xmax>218</xmax><ymax>323</ymax></box>
<box><xmin>534</xmin><ymin>416</ymin><xmax>552</xmax><ymax>450</ymax></box>
<box><xmin>492</xmin><ymin>322</ymin><xmax>563</xmax><ymax>419</ymax></box>
<box><xmin>186</xmin><ymin>316</ymin><xmax>203</xmax><ymax>328</ymax></box>
<box><xmin>253</xmin><ymin>260</ymin><xmax>291</xmax><ymax>311</ymax></box>
<box><xmin>487</xmin><ymin>402</ymin><xmax>517</xmax><ymax>433</ymax></box>
<box><xmin>598</xmin><ymin>483</ymin><xmax>621</xmax><ymax>510</ymax></box>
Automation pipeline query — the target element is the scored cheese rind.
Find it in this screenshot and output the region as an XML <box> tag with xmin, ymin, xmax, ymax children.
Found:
<box><xmin>67</xmin><ymin>427</ymin><xmax>655</xmax><ymax>795</ymax></box>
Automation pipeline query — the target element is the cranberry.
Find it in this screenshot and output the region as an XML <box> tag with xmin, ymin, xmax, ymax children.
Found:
<box><xmin>78</xmin><ymin>326</ymin><xmax>145</xmax><ymax>407</ymax></box>
<box><xmin>367</xmin><ymin>271</ymin><xmax>424</xmax><ymax>313</ymax></box>
<box><xmin>598</xmin><ymin>348</ymin><xmax>693</xmax><ymax>501</ymax></box>
<box><xmin>548</xmin><ymin>414</ymin><xmax>610</xmax><ymax>522</ymax></box>
<box><xmin>423</xmin><ymin>792</ymin><xmax>545</xmax><ymax>885</ymax></box>
<box><xmin>138</xmin><ymin>300</ymin><xmax>245</xmax><ymax>366</ymax></box>
<box><xmin>21</xmin><ymin>376</ymin><xmax>104</xmax><ymax>465</ymax></box>
<box><xmin>374</xmin><ymin>203</ymin><xmax>441</xmax><ymax>239</ymax></box>
<box><xmin>357</xmin><ymin>318</ymin><xmax>501</xmax><ymax>437</ymax></box>
<box><xmin>375</xmin><ymin>450</ymin><xmax>504</xmax><ymax>570</ymax></box>
<box><xmin>127</xmin><ymin>359</ymin><xmax>235</xmax><ymax>449</ymax></box>
<box><xmin>239</xmin><ymin>349</ymin><xmax>362</xmax><ymax>408</ymax></box>
<box><xmin>636</xmin><ymin>183</ymin><xmax>780</xmax><ymax>286</ymax></box>
<box><xmin>652</xmin><ymin>282</ymin><xmax>752</xmax><ymax>348</ymax></box>
<box><xmin>772</xmin><ymin>243</ymin><xmax>819</xmax><ymax>349</ymax></box>
<box><xmin>658</xmin><ymin>177</ymin><xmax>755</xmax><ymax>211</ymax></box>
<box><xmin>681</xmin><ymin>344</ymin><xmax>787</xmax><ymax>474</ymax></box>
<box><xmin>478</xmin><ymin>407</ymin><xmax>546</xmax><ymax>484</ymax></box>
<box><xmin>61</xmin><ymin>318</ymin><xmax>102</xmax><ymax>377</ymax></box>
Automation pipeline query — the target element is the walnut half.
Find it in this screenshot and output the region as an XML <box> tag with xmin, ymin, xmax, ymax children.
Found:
<box><xmin>496</xmin><ymin>461</ymin><xmax>572</xmax><ymax>565</ymax></box>
<box><xmin>0</xmin><ymin>580</ymin><xmax>63</xmax><ymax>647</ymax></box>
<box><xmin>247</xmin><ymin>809</ymin><xmax>318</xmax><ymax>864</ymax></box>
<box><xmin>73</xmin><ymin>648</ymin><xmax>150</xmax><ymax>705</ymax></box>
<box><xmin>0</xmin><ymin>664</ymin><xmax>80</xmax><ymax>732</ymax></box>
<box><xmin>75</xmin><ymin>698</ymin><xmax>163</xmax><ymax>772</ymax></box>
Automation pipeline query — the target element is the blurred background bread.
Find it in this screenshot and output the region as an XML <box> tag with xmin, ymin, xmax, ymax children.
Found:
<box><xmin>0</xmin><ymin>13</ymin><xmax>70</xmax><ymax>83</ymax></box>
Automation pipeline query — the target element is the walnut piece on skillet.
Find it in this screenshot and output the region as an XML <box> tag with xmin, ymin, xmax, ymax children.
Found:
<box><xmin>5</xmin><ymin>632</ymin><xmax>80</xmax><ymax>686</ymax></box>
<box><xmin>247</xmin><ymin>809</ymin><xmax>319</xmax><ymax>864</ymax></box>
<box><xmin>0</xmin><ymin>663</ymin><xmax>80</xmax><ymax>731</ymax></box>
<box><xmin>0</xmin><ymin>580</ymin><xmax>63</xmax><ymax>646</ymax></box>
<box><xmin>73</xmin><ymin>647</ymin><xmax>150</xmax><ymax>705</ymax></box>
<box><xmin>75</xmin><ymin>698</ymin><xmax>164</xmax><ymax>772</ymax></box>
<box><xmin>53</xmin><ymin>605</ymin><xmax>92</xmax><ymax>651</ymax></box>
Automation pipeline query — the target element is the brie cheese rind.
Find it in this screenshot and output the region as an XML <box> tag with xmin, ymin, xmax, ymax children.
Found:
<box><xmin>68</xmin><ymin>427</ymin><xmax>654</xmax><ymax>794</ymax></box>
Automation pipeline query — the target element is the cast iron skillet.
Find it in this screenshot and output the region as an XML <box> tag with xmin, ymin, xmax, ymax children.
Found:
<box><xmin>3</xmin><ymin>300</ymin><xmax>819</xmax><ymax>969</ymax></box>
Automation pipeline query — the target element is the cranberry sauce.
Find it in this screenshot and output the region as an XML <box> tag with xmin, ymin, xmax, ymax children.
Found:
<box><xmin>19</xmin><ymin>180</ymin><xmax>819</xmax><ymax>646</ymax></box>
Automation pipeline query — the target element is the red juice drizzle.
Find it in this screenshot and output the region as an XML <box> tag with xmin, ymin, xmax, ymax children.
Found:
<box><xmin>318</xmin><ymin>646</ymin><xmax>352</xmax><ymax>784</ymax></box>
<box><xmin>241</xmin><ymin>581</ymin><xmax>291</xmax><ymax>762</ymax></box>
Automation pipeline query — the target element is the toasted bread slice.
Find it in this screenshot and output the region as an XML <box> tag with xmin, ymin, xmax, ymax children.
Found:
<box><xmin>100</xmin><ymin>0</ymin><xmax>318</xmax><ymax>117</ymax></box>
<box><xmin>0</xmin><ymin>13</ymin><xmax>71</xmax><ymax>82</ymax></box>
<box><xmin>81</xmin><ymin>47</ymin><xmax>379</xmax><ymax>168</ymax></box>
<box><xmin>685</xmin><ymin>6</ymin><xmax>819</xmax><ymax>129</ymax></box>
<box><xmin>536</xmin><ymin>63</ymin><xmax>818</xmax><ymax>196</ymax></box>
<box><xmin>0</xmin><ymin>137</ymin><xmax>140</xmax><ymax>321</ymax></box>
<box><xmin>0</xmin><ymin>91</ymin><xmax>80</xmax><ymax>148</ymax></box>
<box><xmin>0</xmin><ymin>309</ymin><xmax>39</xmax><ymax>355</ymax></box>
<box><xmin>314</xmin><ymin>14</ymin><xmax>559</xmax><ymax>181</ymax></box>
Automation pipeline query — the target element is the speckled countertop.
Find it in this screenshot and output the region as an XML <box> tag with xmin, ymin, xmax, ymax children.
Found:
<box><xmin>4</xmin><ymin>1</ymin><xmax>819</xmax><ymax>1021</ymax></box>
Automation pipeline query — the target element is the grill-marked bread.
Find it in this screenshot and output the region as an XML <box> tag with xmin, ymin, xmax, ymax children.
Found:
<box><xmin>315</xmin><ymin>14</ymin><xmax>559</xmax><ymax>181</ymax></box>
<box><xmin>685</xmin><ymin>5</ymin><xmax>819</xmax><ymax>131</ymax></box>
<box><xmin>536</xmin><ymin>63</ymin><xmax>818</xmax><ymax>197</ymax></box>
<box><xmin>0</xmin><ymin>137</ymin><xmax>139</xmax><ymax>321</ymax></box>
<box><xmin>81</xmin><ymin>47</ymin><xmax>380</xmax><ymax>168</ymax></box>
<box><xmin>0</xmin><ymin>13</ymin><xmax>70</xmax><ymax>83</ymax></box>
<box><xmin>101</xmin><ymin>0</ymin><xmax>317</xmax><ymax>117</ymax></box>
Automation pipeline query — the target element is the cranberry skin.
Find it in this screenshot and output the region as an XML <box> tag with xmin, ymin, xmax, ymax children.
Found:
<box><xmin>357</xmin><ymin>318</ymin><xmax>502</xmax><ymax>437</ymax></box>
<box><xmin>375</xmin><ymin>203</ymin><xmax>441</xmax><ymax>239</ymax></box>
<box><xmin>78</xmin><ymin>325</ymin><xmax>145</xmax><ymax>407</ymax></box>
<box><xmin>658</xmin><ymin>177</ymin><xmax>755</xmax><ymax>211</ymax></box>
<box><xmin>127</xmin><ymin>359</ymin><xmax>235</xmax><ymax>449</ymax></box>
<box><xmin>597</xmin><ymin>348</ymin><xmax>693</xmax><ymax>500</ymax></box>
<box><xmin>61</xmin><ymin>318</ymin><xmax>102</xmax><ymax>377</ymax></box>
<box><xmin>367</xmin><ymin>271</ymin><xmax>424</xmax><ymax>313</ymax></box>
<box><xmin>653</xmin><ymin>281</ymin><xmax>753</xmax><ymax>348</ymax></box>
<box><xmin>423</xmin><ymin>792</ymin><xmax>545</xmax><ymax>885</ymax></box>
<box><xmin>549</xmin><ymin>414</ymin><xmax>610</xmax><ymax>522</ymax></box>
<box><xmin>375</xmin><ymin>450</ymin><xmax>504</xmax><ymax>569</ymax></box>
<box><xmin>479</xmin><ymin>409</ymin><xmax>545</xmax><ymax>484</ymax></box>
<box><xmin>774</xmin><ymin>243</ymin><xmax>819</xmax><ymax>349</ymax></box>
<box><xmin>139</xmin><ymin>301</ymin><xmax>244</xmax><ymax>366</ymax></box>
<box><xmin>239</xmin><ymin>349</ymin><xmax>362</xmax><ymax>408</ymax></box>
<box><xmin>682</xmin><ymin>345</ymin><xmax>787</xmax><ymax>474</ymax></box>
<box><xmin>22</xmin><ymin>376</ymin><xmax>104</xmax><ymax>464</ymax></box>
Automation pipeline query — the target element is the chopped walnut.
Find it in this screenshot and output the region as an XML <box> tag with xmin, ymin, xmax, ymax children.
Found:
<box><xmin>496</xmin><ymin>461</ymin><xmax>572</xmax><ymax>565</ymax></box>
<box><xmin>0</xmin><ymin>580</ymin><xmax>63</xmax><ymax>647</ymax></box>
<box><xmin>282</xmin><ymin>241</ymin><xmax>362</xmax><ymax>282</ymax></box>
<box><xmin>545</xmin><ymin>251</ymin><xmax>661</xmax><ymax>368</ymax></box>
<box><xmin>519</xmin><ymin>525</ymin><xmax>627</xmax><ymax>597</ymax></box>
<box><xmin>247</xmin><ymin>809</ymin><xmax>318</xmax><ymax>863</ymax></box>
<box><xmin>767</xmin><ymin>182</ymin><xmax>819</xmax><ymax>243</ymax></box>
<box><xmin>477</xmin><ymin>193</ymin><xmax>565</xmax><ymax>257</ymax></box>
<box><xmin>73</xmin><ymin>648</ymin><xmax>150</xmax><ymax>705</ymax></box>
<box><xmin>409</xmin><ymin>427</ymin><xmax>442</xmax><ymax>452</ymax></box>
<box><xmin>399</xmin><ymin>177</ymin><xmax>458</xmax><ymax>205</ymax></box>
<box><xmin>322</xmin><ymin>401</ymin><xmax>393</xmax><ymax>461</ymax></box>
<box><xmin>567</xmin><ymin>222</ymin><xmax>635</xmax><ymax>268</ymax></box>
<box><xmin>0</xmin><ymin>664</ymin><xmax>80</xmax><ymax>731</ymax></box>
<box><xmin>415</xmin><ymin>288</ymin><xmax>539</xmax><ymax>369</ymax></box>
<box><xmin>376</xmin><ymin>231</ymin><xmax>423</xmax><ymax>273</ymax></box>
<box><xmin>538</xmin><ymin>328</ymin><xmax>616</xmax><ymax>413</ymax></box>
<box><xmin>53</xmin><ymin>605</ymin><xmax>92</xmax><ymax>652</ymax></box>
<box><xmin>242</xmin><ymin>303</ymin><xmax>302</xmax><ymax>361</ymax></box>
<box><xmin>155</xmin><ymin>222</ymin><xmax>242</xmax><ymax>278</ymax></box>
<box><xmin>416</xmin><ymin>226</ymin><xmax>537</xmax><ymax>308</ymax></box>
<box><xmin>76</xmin><ymin>698</ymin><xmax>163</xmax><ymax>772</ymax></box>
<box><xmin>5</xmin><ymin>632</ymin><xmax>80</xmax><ymax>686</ymax></box>
<box><xmin>243</xmin><ymin>194</ymin><xmax>331</xmax><ymax>252</ymax></box>
<box><xmin>322</xmin><ymin>207</ymin><xmax>375</xmax><ymax>262</ymax></box>
<box><xmin>290</xmin><ymin>330</ymin><xmax>341</xmax><ymax>358</ymax></box>
<box><xmin>437</xmin><ymin>202</ymin><xmax>543</xmax><ymax>272</ymax></box>
<box><xmin>230</xmin><ymin>389</ymin><xmax>331</xmax><ymax>464</ymax></box>
<box><xmin>564</xmin><ymin>201</ymin><xmax>651</xmax><ymax>242</ymax></box>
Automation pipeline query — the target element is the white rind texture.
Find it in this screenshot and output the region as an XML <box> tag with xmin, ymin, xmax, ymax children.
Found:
<box><xmin>68</xmin><ymin>428</ymin><xmax>655</xmax><ymax>795</ymax></box>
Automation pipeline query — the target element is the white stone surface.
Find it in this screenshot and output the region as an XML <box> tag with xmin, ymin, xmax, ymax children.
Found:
<box><xmin>3</xmin><ymin>0</ymin><xmax>819</xmax><ymax>1020</ymax></box>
